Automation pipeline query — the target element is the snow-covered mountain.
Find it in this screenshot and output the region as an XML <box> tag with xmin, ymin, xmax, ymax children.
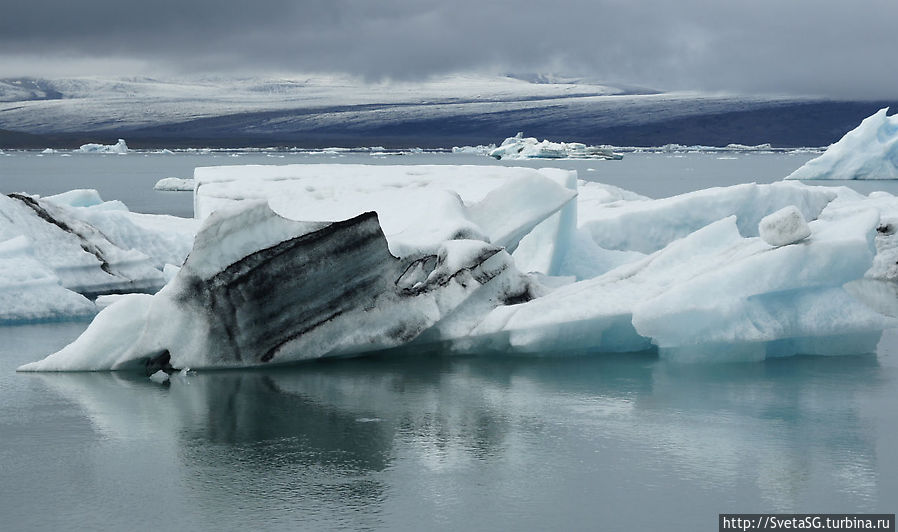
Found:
<box><xmin>0</xmin><ymin>74</ymin><xmax>894</xmax><ymax>148</ymax></box>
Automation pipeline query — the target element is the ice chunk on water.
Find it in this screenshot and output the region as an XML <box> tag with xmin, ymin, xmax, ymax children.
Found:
<box><xmin>21</xmin><ymin>202</ymin><xmax>533</xmax><ymax>371</ymax></box>
<box><xmin>759</xmin><ymin>206</ymin><xmax>811</xmax><ymax>246</ymax></box>
<box><xmin>489</xmin><ymin>133</ymin><xmax>622</xmax><ymax>160</ymax></box>
<box><xmin>153</xmin><ymin>177</ymin><xmax>194</xmax><ymax>191</ymax></box>
<box><xmin>786</xmin><ymin>108</ymin><xmax>898</xmax><ymax>180</ymax></box>
<box><xmin>78</xmin><ymin>138</ymin><xmax>129</xmax><ymax>154</ymax></box>
<box><xmin>149</xmin><ymin>370</ymin><xmax>170</xmax><ymax>383</ymax></box>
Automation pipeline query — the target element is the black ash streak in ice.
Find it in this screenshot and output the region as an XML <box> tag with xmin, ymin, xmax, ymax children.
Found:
<box><xmin>6</xmin><ymin>192</ymin><xmax>164</xmax><ymax>297</ymax></box>
<box><xmin>180</xmin><ymin>211</ymin><xmax>399</xmax><ymax>364</ymax></box>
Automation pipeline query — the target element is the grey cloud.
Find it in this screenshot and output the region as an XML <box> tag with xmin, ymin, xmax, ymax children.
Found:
<box><xmin>1</xmin><ymin>0</ymin><xmax>896</xmax><ymax>98</ymax></box>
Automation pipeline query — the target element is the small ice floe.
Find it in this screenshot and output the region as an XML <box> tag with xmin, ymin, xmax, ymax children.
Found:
<box><xmin>154</xmin><ymin>177</ymin><xmax>195</xmax><ymax>191</ymax></box>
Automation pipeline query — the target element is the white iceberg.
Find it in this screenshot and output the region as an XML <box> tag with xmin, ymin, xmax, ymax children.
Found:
<box><xmin>451</xmin><ymin>144</ymin><xmax>496</xmax><ymax>155</ymax></box>
<box><xmin>462</xmin><ymin>204</ymin><xmax>894</xmax><ymax>361</ymax></box>
<box><xmin>18</xmin><ymin>163</ymin><xmax>898</xmax><ymax>370</ymax></box>
<box><xmin>153</xmin><ymin>177</ymin><xmax>195</xmax><ymax>191</ymax></box>
<box><xmin>786</xmin><ymin>108</ymin><xmax>898</xmax><ymax>180</ymax></box>
<box><xmin>43</xmin><ymin>189</ymin><xmax>198</xmax><ymax>270</ymax></box>
<box><xmin>0</xmin><ymin>189</ymin><xmax>197</xmax><ymax>322</ymax></box>
<box><xmin>78</xmin><ymin>138</ymin><xmax>129</xmax><ymax>154</ymax></box>
<box><xmin>489</xmin><ymin>133</ymin><xmax>622</xmax><ymax>160</ymax></box>
<box><xmin>0</xmin><ymin>193</ymin><xmax>164</xmax><ymax>295</ymax></box>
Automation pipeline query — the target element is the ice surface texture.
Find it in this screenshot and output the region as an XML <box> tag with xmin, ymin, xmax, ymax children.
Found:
<box><xmin>17</xmin><ymin>162</ymin><xmax>898</xmax><ymax>369</ymax></box>
<box><xmin>759</xmin><ymin>206</ymin><xmax>811</xmax><ymax>246</ymax></box>
<box><xmin>786</xmin><ymin>108</ymin><xmax>898</xmax><ymax>180</ymax></box>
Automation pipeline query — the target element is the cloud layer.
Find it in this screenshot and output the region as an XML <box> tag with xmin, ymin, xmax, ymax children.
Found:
<box><xmin>2</xmin><ymin>0</ymin><xmax>896</xmax><ymax>98</ymax></box>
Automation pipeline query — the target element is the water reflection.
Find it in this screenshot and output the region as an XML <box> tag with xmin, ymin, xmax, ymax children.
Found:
<box><xmin>28</xmin><ymin>349</ymin><xmax>891</xmax><ymax>529</ymax></box>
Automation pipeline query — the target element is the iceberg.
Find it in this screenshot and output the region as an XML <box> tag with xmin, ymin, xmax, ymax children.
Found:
<box><xmin>153</xmin><ymin>177</ymin><xmax>195</xmax><ymax>191</ymax></box>
<box><xmin>489</xmin><ymin>133</ymin><xmax>622</xmax><ymax>160</ymax></box>
<box><xmin>19</xmin><ymin>202</ymin><xmax>534</xmax><ymax>371</ymax></box>
<box><xmin>0</xmin><ymin>189</ymin><xmax>197</xmax><ymax>322</ymax></box>
<box><xmin>461</xmin><ymin>205</ymin><xmax>894</xmax><ymax>361</ymax></box>
<box><xmin>18</xmin><ymin>162</ymin><xmax>898</xmax><ymax>370</ymax></box>
<box><xmin>78</xmin><ymin>138</ymin><xmax>129</xmax><ymax>154</ymax></box>
<box><xmin>786</xmin><ymin>108</ymin><xmax>898</xmax><ymax>180</ymax></box>
<box><xmin>43</xmin><ymin>189</ymin><xmax>198</xmax><ymax>270</ymax></box>
<box><xmin>0</xmin><ymin>193</ymin><xmax>164</xmax><ymax>296</ymax></box>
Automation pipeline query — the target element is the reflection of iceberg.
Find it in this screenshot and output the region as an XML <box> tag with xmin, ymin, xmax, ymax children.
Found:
<box><xmin>786</xmin><ymin>108</ymin><xmax>898</xmax><ymax>180</ymax></box>
<box><xmin>27</xmin><ymin>349</ymin><xmax>884</xmax><ymax>522</ymax></box>
<box><xmin>489</xmin><ymin>133</ymin><xmax>623</xmax><ymax>160</ymax></box>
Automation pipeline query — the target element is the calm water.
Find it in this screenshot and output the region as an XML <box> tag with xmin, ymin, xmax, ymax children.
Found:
<box><xmin>8</xmin><ymin>149</ymin><xmax>898</xmax><ymax>217</ymax></box>
<box><xmin>1</xmin><ymin>151</ymin><xmax>897</xmax><ymax>530</ymax></box>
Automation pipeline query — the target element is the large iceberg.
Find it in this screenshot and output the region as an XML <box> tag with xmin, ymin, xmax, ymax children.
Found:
<box><xmin>786</xmin><ymin>108</ymin><xmax>898</xmax><ymax>180</ymax></box>
<box><xmin>489</xmin><ymin>133</ymin><xmax>622</xmax><ymax>160</ymax></box>
<box><xmin>19</xmin><ymin>202</ymin><xmax>535</xmax><ymax>371</ymax></box>
<box><xmin>19</xmin><ymin>161</ymin><xmax>898</xmax><ymax>371</ymax></box>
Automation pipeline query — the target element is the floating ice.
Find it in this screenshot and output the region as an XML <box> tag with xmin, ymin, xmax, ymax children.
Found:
<box><xmin>78</xmin><ymin>138</ymin><xmax>129</xmax><ymax>154</ymax></box>
<box><xmin>759</xmin><ymin>206</ymin><xmax>811</xmax><ymax>246</ymax></box>
<box><xmin>154</xmin><ymin>177</ymin><xmax>194</xmax><ymax>191</ymax></box>
<box><xmin>462</xmin><ymin>206</ymin><xmax>895</xmax><ymax>361</ymax></box>
<box><xmin>41</xmin><ymin>190</ymin><xmax>197</xmax><ymax>273</ymax></box>
<box><xmin>0</xmin><ymin>193</ymin><xmax>164</xmax><ymax>295</ymax></box>
<box><xmin>451</xmin><ymin>144</ymin><xmax>496</xmax><ymax>155</ymax></box>
<box><xmin>19</xmin><ymin>202</ymin><xmax>534</xmax><ymax>371</ymax></box>
<box><xmin>17</xmin><ymin>162</ymin><xmax>898</xmax><ymax>369</ymax></box>
<box><xmin>0</xmin><ymin>188</ymin><xmax>197</xmax><ymax>322</ymax></box>
<box><xmin>489</xmin><ymin>133</ymin><xmax>622</xmax><ymax>160</ymax></box>
<box><xmin>148</xmin><ymin>370</ymin><xmax>170</xmax><ymax>384</ymax></box>
<box><xmin>786</xmin><ymin>108</ymin><xmax>898</xmax><ymax>180</ymax></box>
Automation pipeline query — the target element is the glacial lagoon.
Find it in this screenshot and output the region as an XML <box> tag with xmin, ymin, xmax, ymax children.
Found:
<box><xmin>1</xmin><ymin>150</ymin><xmax>896</xmax><ymax>530</ymax></box>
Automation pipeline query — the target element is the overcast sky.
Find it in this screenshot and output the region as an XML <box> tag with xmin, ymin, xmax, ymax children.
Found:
<box><xmin>1</xmin><ymin>0</ymin><xmax>896</xmax><ymax>99</ymax></box>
